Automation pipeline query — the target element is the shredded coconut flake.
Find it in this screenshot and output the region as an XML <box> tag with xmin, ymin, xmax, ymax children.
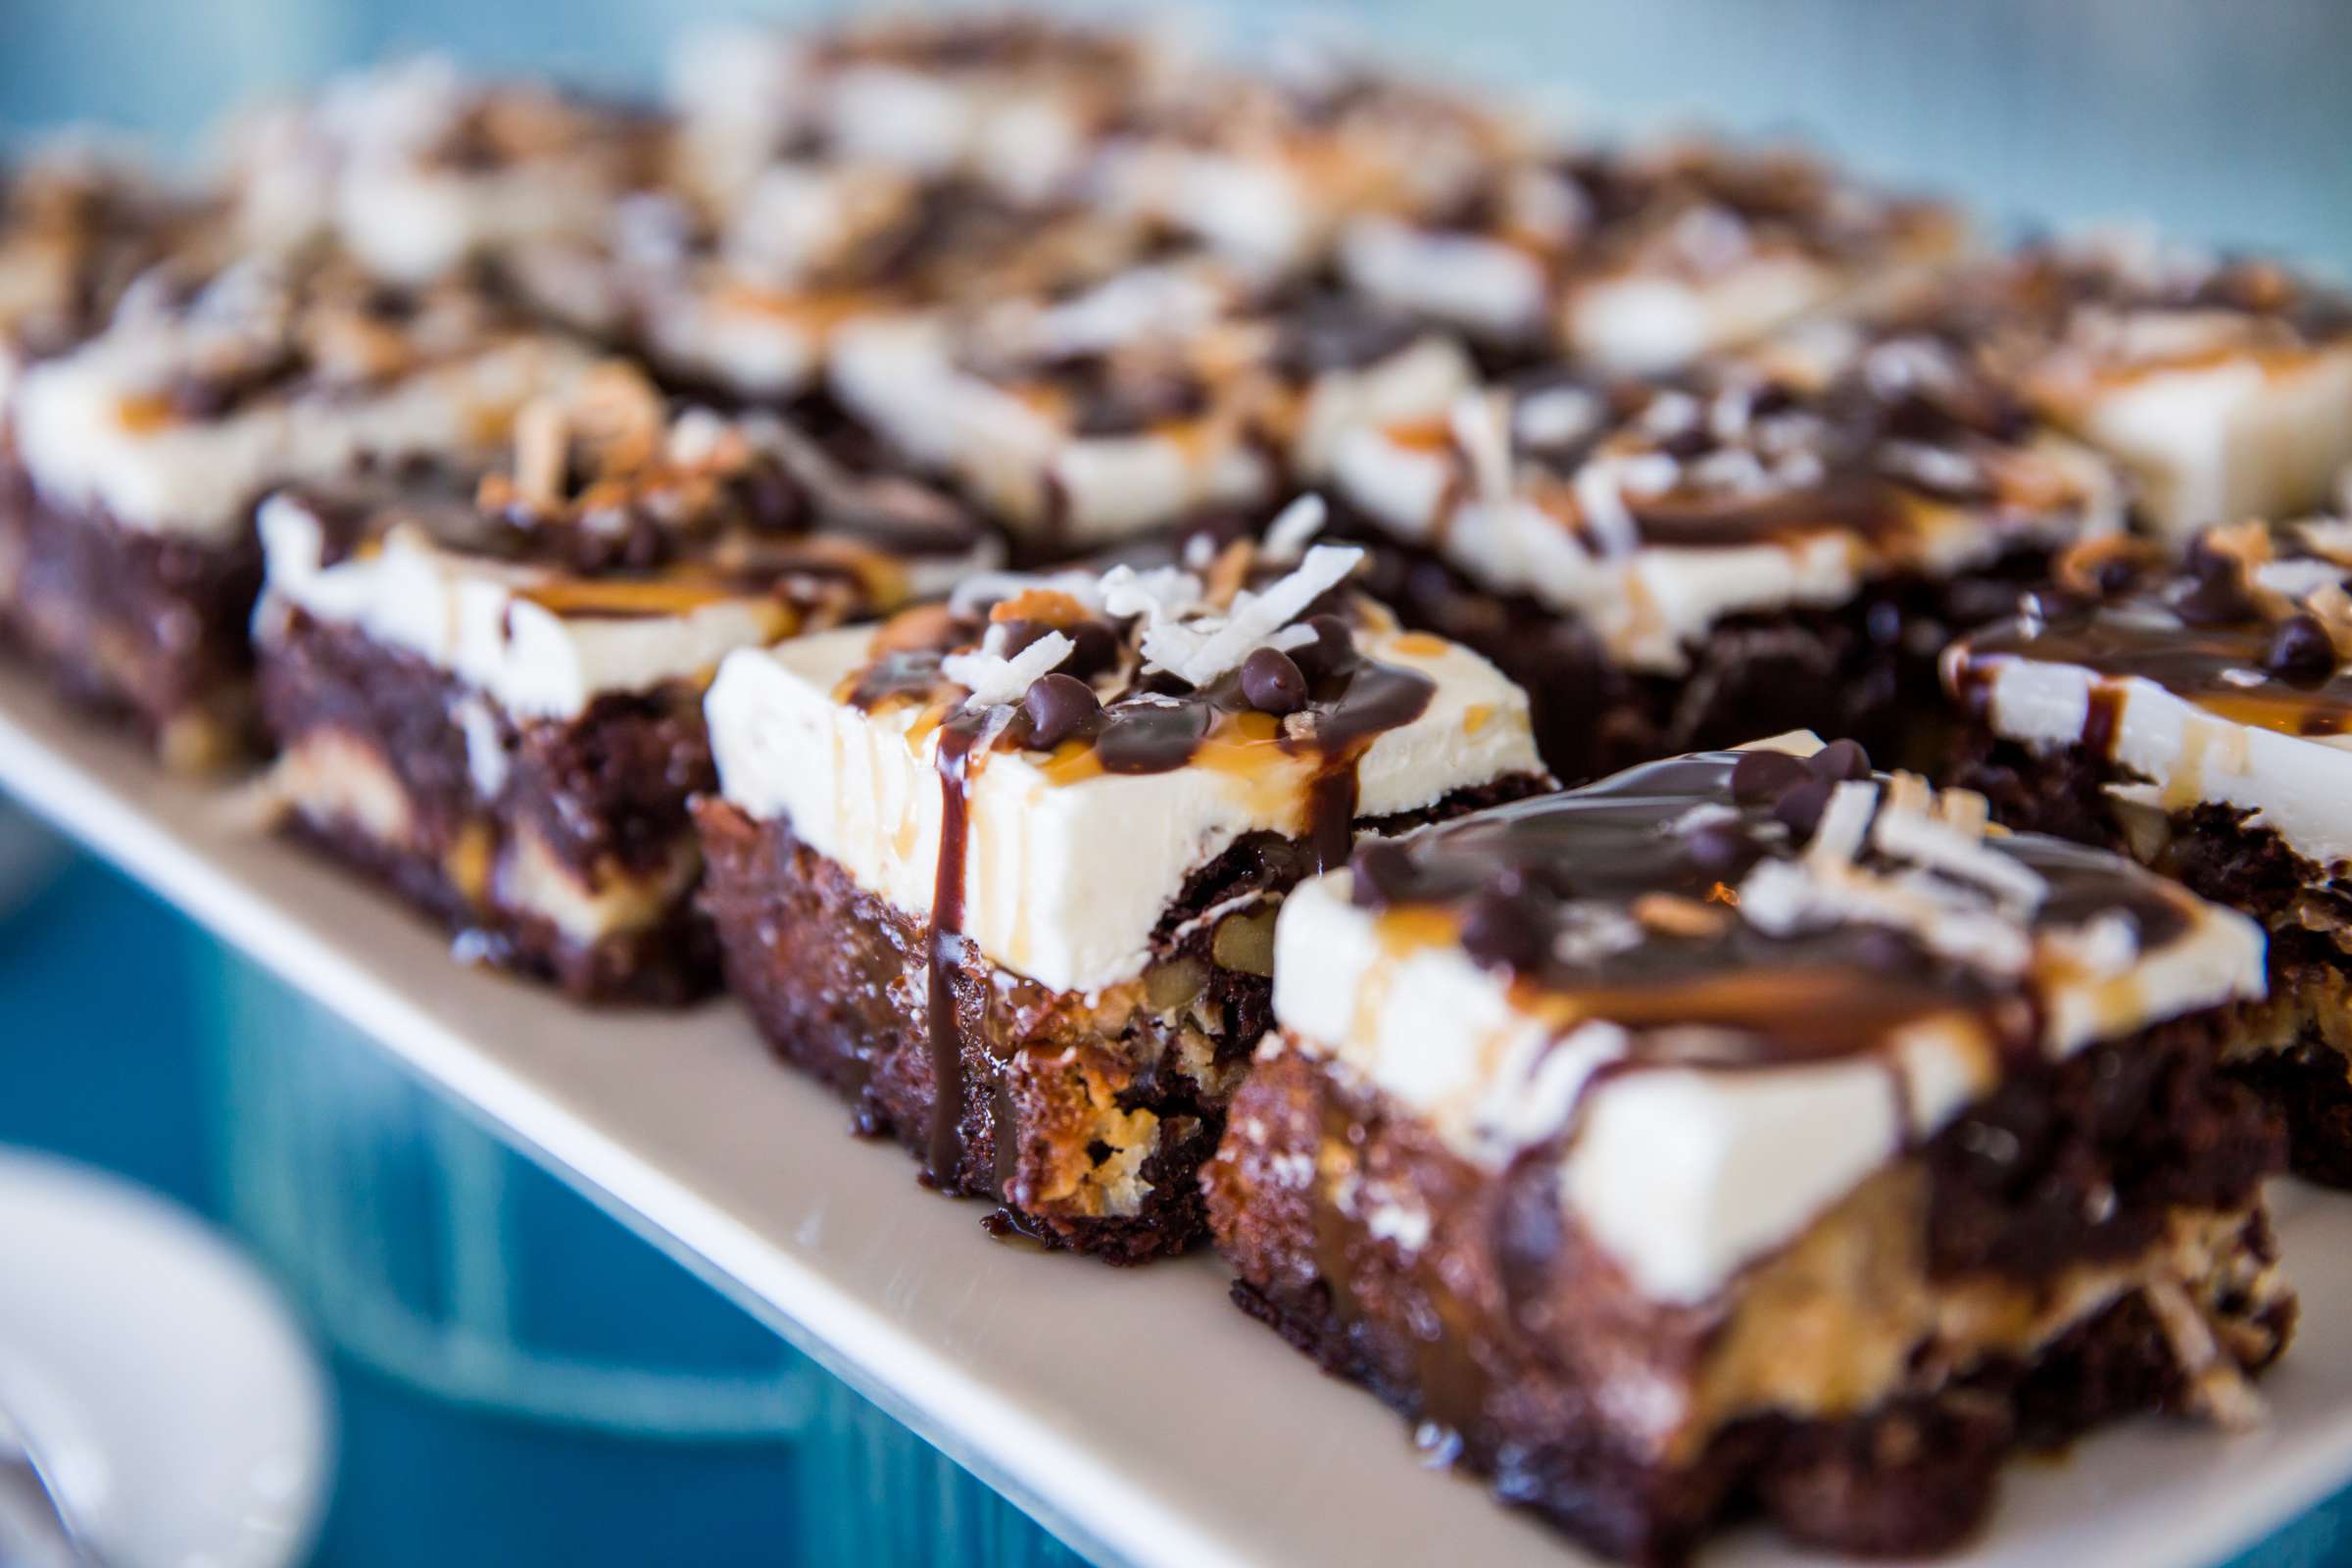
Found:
<box><xmin>1260</xmin><ymin>493</ymin><xmax>1329</xmax><ymax>563</ymax></box>
<box><xmin>1448</xmin><ymin>393</ymin><xmax>1512</xmax><ymax>502</ymax></box>
<box><xmin>943</xmin><ymin>629</ymin><xmax>1074</xmax><ymax>709</ymax></box>
<box><xmin>1806</xmin><ymin>779</ymin><xmax>1879</xmax><ymax>867</ymax></box>
<box><xmin>1143</xmin><ymin>543</ymin><xmax>1362</xmax><ymax>686</ymax></box>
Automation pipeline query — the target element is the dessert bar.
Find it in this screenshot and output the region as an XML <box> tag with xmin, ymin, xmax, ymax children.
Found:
<box><xmin>1329</xmin><ymin>322</ymin><xmax>2124</xmax><ymax>781</ymax></box>
<box><xmin>2</xmin><ymin>257</ymin><xmax>594</xmax><ymax>768</ymax></box>
<box><xmin>1948</xmin><ymin>519</ymin><xmax>2352</xmax><ymax>1183</ymax></box>
<box><xmin>254</xmin><ymin>365</ymin><xmax>994</xmax><ymax>1002</ymax></box>
<box><xmin>225</xmin><ymin>58</ymin><xmax>667</xmax><ymax>288</ymax></box>
<box><xmin>830</xmin><ymin>261</ymin><xmax>1475</xmax><ymax>558</ymax></box>
<box><xmin>696</xmin><ymin>507</ymin><xmax>1547</xmax><ymax>1257</ymax></box>
<box><xmin>1888</xmin><ymin>235</ymin><xmax>2352</xmax><ymax>538</ymax></box>
<box><xmin>1338</xmin><ymin>139</ymin><xmax>1963</xmax><ymax>374</ymax></box>
<box><xmin>1206</xmin><ymin>733</ymin><xmax>2289</xmax><ymax>1562</ymax></box>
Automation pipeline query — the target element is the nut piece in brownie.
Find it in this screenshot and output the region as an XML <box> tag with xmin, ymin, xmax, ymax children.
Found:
<box><xmin>2</xmin><ymin>255</ymin><xmax>596</xmax><ymax>768</ymax></box>
<box><xmin>253</xmin><ymin>363</ymin><xmax>997</xmax><ymax>1004</ymax></box>
<box><xmin>223</xmin><ymin>58</ymin><xmax>669</xmax><ymax>289</ymax></box>
<box><xmin>830</xmin><ymin>259</ymin><xmax>1475</xmax><ymax>559</ymax></box>
<box><xmin>1339</xmin><ymin>138</ymin><xmax>1963</xmax><ymax>374</ymax></box>
<box><xmin>1205</xmin><ymin>732</ymin><xmax>2288</xmax><ymax>1564</ymax></box>
<box><xmin>696</xmin><ymin>500</ymin><xmax>1546</xmax><ymax>1259</ymax></box>
<box><xmin>1327</xmin><ymin>325</ymin><xmax>2126</xmax><ymax>782</ymax></box>
<box><xmin>1895</xmin><ymin>234</ymin><xmax>2352</xmax><ymax>538</ymax></box>
<box><xmin>1947</xmin><ymin>517</ymin><xmax>2352</xmax><ymax>1183</ymax></box>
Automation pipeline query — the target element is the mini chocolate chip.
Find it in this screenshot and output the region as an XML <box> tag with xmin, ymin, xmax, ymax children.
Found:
<box><xmin>1020</xmin><ymin>673</ymin><xmax>1100</xmax><ymax>751</ymax></box>
<box><xmin>2174</xmin><ymin>570</ymin><xmax>2255</xmax><ymax>627</ymax></box>
<box><xmin>2265</xmin><ymin>612</ymin><xmax>2337</xmax><ymax>683</ymax></box>
<box><xmin>998</xmin><ymin>618</ymin><xmax>1053</xmax><ymax>657</ymax></box>
<box><xmin>1241</xmin><ymin>647</ymin><xmax>1308</xmax><ymax>714</ymax></box>
<box><xmin>1349</xmin><ymin>839</ymin><xmax>1414</xmax><ymax>906</ymax></box>
<box><xmin>1685</xmin><ymin>822</ymin><xmax>1760</xmax><ymax>878</ymax></box>
<box><xmin>1807</xmin><ymin>737</ymin><xmax>1872</xmax><ymax>783</ymax></box>
<box><xmin>1289</xmin><ymin>613</ymin><xmax>1355</xmax><ymax>680</ymax></box>
<box><xmin>2092</xmin><ymin>556</ymin><xmax>2139</xmax><ymax>597</ymax></box>
<box><xmin>1459</xmin><ymin>890</ymin><xmax>1550</xmax><ymax>972</ymax></box>
<box><xmin>1731</xmin><ymin>749</ymin><xmax>1809</xmax><ymax>804</ymax></box>
<box><xmin>1062</xmin><ymin>619</ymin><xmax>1122</xmax><ymax>679</ymax></box>
<box><xmin>1773</xmin><ymin>775</ymin><xmax>1836</xmax><ymax>836</ymax></box>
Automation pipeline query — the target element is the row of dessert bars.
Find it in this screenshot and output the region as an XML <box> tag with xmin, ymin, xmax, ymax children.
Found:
<box><xmin>3</xmin><ymin>11</ymin><xmax>2349</xmax><ymax>1562</ymax></box>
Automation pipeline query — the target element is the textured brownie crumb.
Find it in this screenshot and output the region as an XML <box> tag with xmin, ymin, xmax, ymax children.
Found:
<box><xmin>2229</xmin><ymin>1035</ymin><xmax>2352</xmax><ymax>1188</ymax></box>
<box><xmin>259</xmin><ymin>609</ymin><xmax>719</xmax><ymax>1004</ymax></box>
<box><xmin>0</xmin><ymin>482</ymin><xmax>264</xmax><ymax>766</ymax></box>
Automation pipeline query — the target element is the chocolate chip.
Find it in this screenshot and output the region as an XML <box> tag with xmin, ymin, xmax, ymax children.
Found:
<box><xmin>998</xmin><ymin>618</ymin><xmax>1053</xmax><ymax>657</ymax></box>
<box><xmin>2174</xmin><ymin>570</ymin><xmax>2255</xmax><ymax>627</ymax></box>
<box><xmin>1459</xmin><ymin>890</ymin><xmax>1550</xmax><ymax>973</ymax></box>
<box><xmin>1062</xmin><ymin>619</ymin><xmax>1122</xmax><ymax>679</ymax></box>
<box><xmin>2265</xmin><ymin>612</ymin><xmax>2337</xmax><ymax>683</ymax></box>
<box><xmin>1289</xmin><ymin>613</ymin><xmax>1355</xmax><ymax>681</ymax></box>
<box><xmin>2092</xmin><ymin>556</ymin><xmax>2140</xmax><ymax>597</ymax></box>
<box><xmin>1349</xmin><ymin>839</ymin><xmax>1415</xmax><ymax>906</ymax></box>
<box><xmin>1807</xmin><ymin>737</ymin><xmax>1872</xmax><ymax>783</ymax></box>
<box><xmin>1772</xmin><ymin>776</ymin><xmax>1836</xmax><ymax>837</ymax></box>
<box><xmin>1240</xmin><ymin>647</ymin><xmax>1308</xmax><ymax>714</ymax></box>
<box><xmin>1731</xmin><ymin>749</ymin><xmax>1809</xmax><ymax>804</ymax></box>
<box><xmin>1685</xmin><ymin>821</ymin><xmax>1760</xmax><ymax>878</ymax></box>
<box><xmin>1020</xmin><ymin>673</ymin><xmax>1100</xmax><ymax>751</ymax></box>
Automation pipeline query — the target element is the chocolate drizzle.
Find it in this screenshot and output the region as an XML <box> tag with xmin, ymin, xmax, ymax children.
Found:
<box><xmin>925</xmin><ymin>711</ymin><xmax>986</xmax><ymax>1184</ymax></box>
<box><xmin>1348</xmin><ymin>749</ymin><xmax>2195</xmax><ymax>1076</ymax></box>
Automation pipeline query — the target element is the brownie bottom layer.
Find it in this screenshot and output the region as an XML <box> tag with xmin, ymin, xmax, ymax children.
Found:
<box><xmin>0</xmin><ymin>479</ymin><xmax>262</xmax><ymax>770</ymax></box>
<box><xmin>1232</xmin><ymin>1273</ymin><xmax>2245</xmax><ymax>1564</ymax></box>
<box><xmin>1208</xmin><ymin>1032</ymin><xmax>2289</xmax><ymax>1564</ymax></box>
<box><xmin>259</xmin><ymin>611</ymin><xmax>720</xmax><ymax>1005</ymax></box>
<box><xmin>1954</xmin><ymin>731</ymin><xmax>2352</xmax><ymax>1186</ymax></box>
<box><xmin>1343</xmin><ymin>514</ymin><xmax>2050</xmax><ymax>783</ymax></box>
<box><xmin>696</xmin><ymin>800</ymin><xmax>1258</xmax><ymax>1264</ymax></box>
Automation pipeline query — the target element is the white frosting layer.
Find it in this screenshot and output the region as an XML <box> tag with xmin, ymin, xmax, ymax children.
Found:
<box><xmin>15</xmin><ymin>332</ymin><xmax>593</xmax><ymax>544</ymax></box>
<box><xmin>706</xmin><ymin>622</ymin><xmax>1542</xmax><ymax>995</ymax></box>
<box><xmin>1955</xmin><ymin>646</ymin><xmax>2352</xmax><ymax>870</ymax></box>
<box><xmin>257</xmin><ymin>497</ymin><xmax>796</xmax><ymax>721</ymax></box>
<box><xmin>1268</xmin><ymin>746</ymin><xmax>2266</xmax><ymax>1306</ymax></box>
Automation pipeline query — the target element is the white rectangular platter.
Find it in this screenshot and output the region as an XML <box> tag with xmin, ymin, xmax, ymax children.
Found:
<box><xmin>5</xmin><ymin>661</ymin><xmax>2352</xmax><ymax>1568</ymax></box>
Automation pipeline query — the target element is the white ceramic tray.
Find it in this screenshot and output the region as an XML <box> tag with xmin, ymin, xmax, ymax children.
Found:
<box><xmin>5</xmin><ymin>662</ymin><xmax>2351</xmax><ymax>1568</ymax></box>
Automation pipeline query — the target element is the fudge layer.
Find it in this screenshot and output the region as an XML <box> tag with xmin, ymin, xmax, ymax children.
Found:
<box><xmin>1338</xmin><ymin>139</ymin><xmax>1963</xmax><ymax>374</ymax></box>
<box><xmin>1948</xmin><ymin>518</ymin><xmax>2352</xmax><ymax>1183</ymax></box>
<box><xmin>830</xmin><ymin>261</ymin><xmax>1476</xmax><ymax>557</ymax></box>
<box><xmin>1886</xmin><ymin>234</ymin><xmax>2352</xmax><ymax>539</ymax></box>
<box><xmin>1206</xmin><ymin>734</ymin><xmax>2286</xmax><ymax>1563</ymax></box>
<box><xmin>2</xmin><ymin>258</ymin><xmax>595</xmax><ymax>768</ymax></box>
<box><xmin>256</xmin><ymin>367</ymin><xmax>996</xmax><ymax>1003</ymax></box>
<box><xmin>225</xmin><ymin>58</ymin><xmax>668</xmax><ymax>288</ymax></box>
<box><xmin>698</xmin><ymin>517</ymin><xmax>1547</xmax><ymax>1258</ymax></box>
<box><xmin>1329</xmin><ymin>325</ymin><xmax>2125</xmax><ymax>781</ymax></box>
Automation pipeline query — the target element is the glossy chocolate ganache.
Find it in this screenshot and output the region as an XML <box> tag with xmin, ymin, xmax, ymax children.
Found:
<box><xmin>1951</xmin><ymin>519</ymin><xmax>2352</xmax><ymax>749</ymax></box>
<box><xmin>840</xmin><ymin>498</ymin><xmax>1443</xmax><ymax>1179</ymax></box>
<box><xmin>1345</xmin><ymin>740</ymin><xmax>2202</xmax><ymax>1075</ymax></box>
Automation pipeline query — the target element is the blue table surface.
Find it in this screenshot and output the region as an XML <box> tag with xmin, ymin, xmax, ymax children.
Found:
<box><xmin>7</xmin><ymin>846</ymin><xmax>2352</xmax><ymax>1565</ymax></box>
